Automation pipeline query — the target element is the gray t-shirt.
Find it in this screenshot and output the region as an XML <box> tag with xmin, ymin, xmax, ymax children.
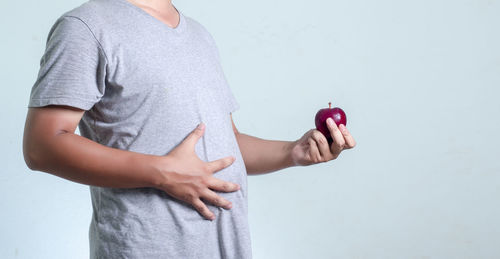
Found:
<box><xmin>28</xmin><ymin>0</ymin><xmax>252</xmax><ymax>258</ymax></box>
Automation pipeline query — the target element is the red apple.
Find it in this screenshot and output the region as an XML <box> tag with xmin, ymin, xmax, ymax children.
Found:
<box><xmin>315</xmin><ymin>102</ymin><xmax>347</xmax><ymax>144</ymax></box>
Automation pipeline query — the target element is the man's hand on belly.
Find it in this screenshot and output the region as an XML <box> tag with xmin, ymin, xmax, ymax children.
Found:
<box><xmin>152</xmin><ymin>122</ymin><xmax>241</xmax><ymax>221</ymax></box>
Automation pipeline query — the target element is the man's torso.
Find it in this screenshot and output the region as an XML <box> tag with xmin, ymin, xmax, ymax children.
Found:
<box><xmin>53</xmin><ymin>0</ymin><xmax>251</xmax><ymax>257</ymax></box>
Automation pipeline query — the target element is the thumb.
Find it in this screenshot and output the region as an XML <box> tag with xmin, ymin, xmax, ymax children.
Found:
<box><xmin>183</xmin><ymin>122</ymin><xmax>205</xmax><ymax>147</ymax></box>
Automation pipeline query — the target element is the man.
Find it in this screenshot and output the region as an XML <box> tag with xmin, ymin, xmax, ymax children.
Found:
<box><xmin>23</xmin><ymin>0</ymin><xmax>356</xmax><ymax>258</ymax></box>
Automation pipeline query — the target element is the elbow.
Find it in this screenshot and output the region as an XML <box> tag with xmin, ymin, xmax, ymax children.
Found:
<box><xmin>25</xmin><ymin>158</ymin><xmax>38</xmax><ymax>171</ymax></box>
<box><xmin>23</xmin><ymin>136</ymin><xmax>42</xmax><ymax>171</ymax></box>
<box><xmin>23</xmin><ymin>146</ymin><xmax>40</xmax><ymax>171</ymax></box>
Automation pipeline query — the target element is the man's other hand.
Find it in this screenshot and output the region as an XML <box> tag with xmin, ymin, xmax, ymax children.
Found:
<box><xmin>289</xmin><ymin>118</ymin><xmax>356</xmax><ymax>166</ymax></box>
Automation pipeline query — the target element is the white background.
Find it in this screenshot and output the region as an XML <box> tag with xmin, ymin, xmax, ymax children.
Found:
<box><xmin>1</xmin><ymin>0</ymin><xmax>499</xmax><ymax>258</ymax></box>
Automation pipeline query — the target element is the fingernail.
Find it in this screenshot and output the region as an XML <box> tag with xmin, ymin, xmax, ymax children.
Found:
<box><xmin>339</xmin><ymin>124</ymin><xmax>346</xmax><ymax>132</ymax></box>
<box><xmin>327</xmin><ymin>118</ymin><xmax>334</xmax><ymax>126</ymax></box>
<box><xmin>198</xmin><ymin>122</ymin><xmax>205</xmax><ymax>129</ymax></box>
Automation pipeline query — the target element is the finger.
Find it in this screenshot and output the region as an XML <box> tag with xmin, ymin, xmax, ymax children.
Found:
<box><xmin>206</xmin><ymin>177</ymin><xmax>240</xmax><ymax>193</ymax></box>
<box><xmin>308</xmin><ymin>138</ymin><xmax>322</xmax><ymax>163</ymax></box>
<box><xmin>339</xmin><ymin>124</ymin><xmax>356</xmax><ymax>149</ymax></box>
<box><xmin>311</xmin><ymin>130</ymin><xmax>332</xmax><ymax>160</ymax></box>
<box><xmin>206</xmin><ymin>156</ymin><xmax>235</xmax><ymax>173</ymax></box>
<box><xmin>192</xmin><ymin>198</ymin><xmax>215</xmax><ymax>220</ymax></box>
<box><xmin>201</xmin><ymin>189</ymin><xmax>233</xmax><ymax>210</ymax></box>
<box><xmin>183</xmin><ymin>122</ymin><xmax>205</xmax><ymax>147</ymax></box>
<box><xmin>326</xmin><ymin>118</ymin><xmax>345</xmax><ymax>152</ymax></box>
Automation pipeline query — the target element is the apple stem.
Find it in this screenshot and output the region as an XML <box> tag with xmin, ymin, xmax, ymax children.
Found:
<box><xmin>328</xmin><ymin>102</ymin><xmax>331</xmax><ymax>109</ymax></box>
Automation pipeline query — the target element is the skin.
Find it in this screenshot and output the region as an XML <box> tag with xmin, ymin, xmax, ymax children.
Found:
<box><xmin>23</xmin><ymin>0</ymin><xmax>356</xmax><ymax>221</ymax></box>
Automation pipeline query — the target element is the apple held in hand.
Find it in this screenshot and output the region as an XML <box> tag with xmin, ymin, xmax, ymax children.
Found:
<box><xmin>315</xmin><ymin>102</ymin><xmax>347</xmax><ymax>144</ymax></box>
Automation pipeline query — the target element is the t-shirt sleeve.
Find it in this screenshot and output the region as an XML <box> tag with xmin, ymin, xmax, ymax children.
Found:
<box><xmin>28</xmin><ymin>16</ymin><xmax>107</xmax><ymax>110</ymax></box>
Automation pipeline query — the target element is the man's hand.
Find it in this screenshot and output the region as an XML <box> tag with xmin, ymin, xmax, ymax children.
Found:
<box><xmin>155</xmin><ymin>123</ymin><xmax>241</xmax><ymax>220</ymax></box>
<box><xmin>290</xmin><ymin>118</ymin><xmax>356</xmax><ymax>166</ymax></box>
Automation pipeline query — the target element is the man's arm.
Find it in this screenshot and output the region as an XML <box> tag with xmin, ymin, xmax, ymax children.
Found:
<box><xmin>230</xmin><ymin>115</ymin><xmax>295</xmax><ymax>175</ymax></box>
<box><xmin>23</xmin><ymin>105</ymin><xmax>163</xmax><ymax>187</ymax></box>
<box><xmin>230</xmin><ymin>114</ymin><xmax>356</xmax><ymax>175</ymax></box>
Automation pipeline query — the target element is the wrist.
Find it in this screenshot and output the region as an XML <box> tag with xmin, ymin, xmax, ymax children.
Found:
<box><xmin>148</xmin><ymin>155</ymin><xmax>171</xmax><ymax>189</ymax></box>
<box><xmin>283</xmin><ymin>140</ymin><xmax>298</xmax><ymax>168</ymax></box>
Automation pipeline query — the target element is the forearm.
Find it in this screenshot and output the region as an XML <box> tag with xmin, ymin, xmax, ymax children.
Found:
<box><xmin>235</xmin><ymin>133</ymin><xmax>296</xmax><ymax>175</ymax></box>
<box><xmin>24</xmin><ymin>132</ymin><xmax>165</xmax><ymax>189</ymax></box>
